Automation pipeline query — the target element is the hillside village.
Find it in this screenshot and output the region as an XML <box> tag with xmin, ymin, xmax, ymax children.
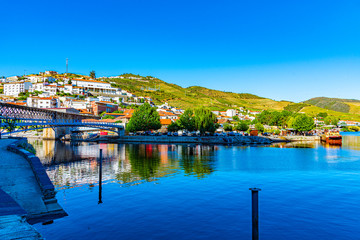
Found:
<box><xmin>0</xmin><ymin>71</ymin><xmax>359</xmax><ymax>133</ymax></box>
<box><xmin>0</xmin><ymin>71</ymin><xmax>265</xmax><ymax>131</ymax></box>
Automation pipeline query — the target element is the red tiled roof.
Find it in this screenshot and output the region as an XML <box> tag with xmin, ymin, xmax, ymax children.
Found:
<box><xmin>160</xmin><ymin>119</ymin><xmax>172</xmax><ymax>125</ymax></box>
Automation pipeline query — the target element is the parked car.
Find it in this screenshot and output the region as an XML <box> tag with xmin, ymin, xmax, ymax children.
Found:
<box><xmin>173</xmin><ymin>132</ymin><xmax>179</xmax><ymax>136</ymax></box>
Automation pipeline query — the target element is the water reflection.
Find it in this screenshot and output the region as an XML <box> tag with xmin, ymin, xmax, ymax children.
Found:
<box><xmin>178</xmin><ymin>145</ymin><xmax>216</xmax><ymax>178</ymax></box>
<box><xmin>270</xmin><ymin>135</ymin><xmax>360</xmax><ymax>150</ymax></box>
<box><xmin>29</xmin><ymin>135</ymin><xmax>360</xmax><ymax>191</ymax></box>
<box><xmin>29</xmin><ymin>140</ymin><xmax>218</xmax><ymax>189</ymax></box>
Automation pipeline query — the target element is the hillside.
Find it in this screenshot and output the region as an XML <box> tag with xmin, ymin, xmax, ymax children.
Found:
<box><xmin>59</xmin><ymin>73</ymin><xmax>360</xmax><ymax>121</ymax></box>
<box><xmin>105</xmin><ymin>75</ymin><xmax>292</xmax><ymax>111</ymax></box>
<box><xmin>304</xmin><ymin>97</ymin><xmax>360</xmax><ymax>114</ymax></box>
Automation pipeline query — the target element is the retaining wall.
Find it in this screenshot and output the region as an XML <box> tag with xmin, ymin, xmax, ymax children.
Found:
<box><xmin>115</xmin><ymin>135</ymin><xmax>274</xmax><ymax>144</ymax></box>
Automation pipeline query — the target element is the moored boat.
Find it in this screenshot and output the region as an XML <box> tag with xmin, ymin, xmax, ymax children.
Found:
<box><xmin>321</xmin><ymin>131</ymin><xmax>342</xmax><ymax>145</ymax></box>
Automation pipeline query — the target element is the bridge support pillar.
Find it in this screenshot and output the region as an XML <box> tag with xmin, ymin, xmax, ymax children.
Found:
<box><xmin>43</xmin><ymin>127</ymin><xmax>70</xmax><ymax>140</ymax></box>
<box><xmin>117</xmin><ymin>128</ymin><xmax>125</xmax><ymax>137</ymax></box>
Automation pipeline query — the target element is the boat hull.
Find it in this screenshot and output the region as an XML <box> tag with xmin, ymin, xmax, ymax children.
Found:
<box><xmin>321</xmin><ymin>135</ymin><xmax>342</xmax><ymax>145</ymax></box>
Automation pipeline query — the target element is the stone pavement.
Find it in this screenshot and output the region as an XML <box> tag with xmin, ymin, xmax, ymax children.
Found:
<box><xmin>0</xmin><ymin>139</ymin><xmax>48</xmax><ymax>216</ymax></box>
<box><xmin>0</xmin><ymin>188</ymin><xmax>42</xmax><ymax>240</ymax></box>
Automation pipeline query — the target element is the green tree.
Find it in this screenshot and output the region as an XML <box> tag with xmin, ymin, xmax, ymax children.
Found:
<box><xmin>232</xmin><ymin>116</ymin><xmax>239</xmax><ymax>121</ymax></box>
<box><xmin>236</xmin><ymin>121</ymin><xmax>249</xmax><ymax>131</ymax></box>
<box><xmin>102</xmin><ymin>115</ymin><xmax>115</xmax><ymax>119</ymax></box>
<box><xmin>257</xmin><ymin>110</ymin><xmax>273</xmax><ymax>125</ymax></box>
<box><xmin>3</xmin><ymin>118</ymin><xmax>17</xmax><ymax>136</ymax></box>
<box><xmin>255</xmin><ymin>123</ymin><xmax>265</xmax><ymax>133</ymax></box>
<box><xmin>90</xmin><ymin>70</ymin><xmax>96</xmax><ymax>79</ymax></box>
<box><xmin>287</xmin><ymin>116</ymin><xmax>295</xmax><ymax>128</ymax></box>
<box><xmin>194</xmin><ymin>108</ymin><xmax>217</xmax><ymax>134</ymax></box>
<box><xmin>223</xmin><ymin>123</ymin><xmax>233</xmax><ymax>132</ymax></box>
<box><xmin>177</xmin><ymin>109</ymin><xmax>196</xmax><ymax>131</ymax></box>
<box><xmin>317</xmin><ymin>112</ymin><xmax>328</xmax><ymax>119</ymax></box>
<box><xmin>167</xmin><ymin>121</ymin><xmax>180</xmax><ymax>132</ymax></box>
<box><xmin>257</xmin><ymin>110</ymin><xmax>292</xmax><ymax>127</ymax></box>
<box><xmin>292</xmin><ymin>114</ymin><xmax>314</xmax><ymax>132</ymax></box>
<box><xmin>324</xmin><ymin>116</ymin><xmax>339</xmax><ymax>126</ymax></box>
<box><xmin>278</xmin><ymin>111</ymin><xmax>293</xmax><ymax>127</ymax></box>
<box><xmin>126</xmin><ymin>103</ymin><xmax>161</xmax><ymax>132</ymax></box>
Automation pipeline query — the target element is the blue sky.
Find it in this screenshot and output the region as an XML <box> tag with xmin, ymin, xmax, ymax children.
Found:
<box><xmin>1</xmin><ymin>0</ymin><xmax>360</xmax><ymax>102</ymax></box>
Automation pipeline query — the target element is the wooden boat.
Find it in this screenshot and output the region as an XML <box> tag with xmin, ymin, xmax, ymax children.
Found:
<box><xmin>320</xmin><ymin>131</ymin><xmax>342</xmax><ymax>145</ymax></box>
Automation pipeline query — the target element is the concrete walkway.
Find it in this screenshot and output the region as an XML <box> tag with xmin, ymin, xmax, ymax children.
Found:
<box><xmin>0</xmin><ymin>139</ymin><xmax>48</xmax><ymax>217</ymax></box>
<box><xmin>0</xmin><ymin>189</ymin><xmax>42</xmax><ymax>240</ymax></box>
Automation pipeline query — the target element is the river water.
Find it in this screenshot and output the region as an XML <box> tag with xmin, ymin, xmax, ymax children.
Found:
<box><xmin>30</xmin><ymin>133</ymin><xmax>360</xmax><ymax>240</ymax></box>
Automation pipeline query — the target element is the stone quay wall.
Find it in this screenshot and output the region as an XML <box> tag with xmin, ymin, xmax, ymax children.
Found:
<box><xmin>115</xmin><ymin>135</ymin><xmax>274</xmax><ymax>145</ymax></box>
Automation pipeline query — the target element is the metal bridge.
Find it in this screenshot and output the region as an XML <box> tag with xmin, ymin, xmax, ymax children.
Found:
<box><xmin>0</xmin><ymin>102</ymin><xmax>99</xmax><ymax>120</ymax></box>
<box><xmin>0</xmin><ymin>102</ymin><xmax>124</xmax><ymax>136</ymax></box>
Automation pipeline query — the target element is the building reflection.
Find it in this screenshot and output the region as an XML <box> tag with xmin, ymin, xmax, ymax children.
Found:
<box><xmin>29</xmin><ymin>141</ymin><xmax>218</xmax><ymax>190</ymax></box>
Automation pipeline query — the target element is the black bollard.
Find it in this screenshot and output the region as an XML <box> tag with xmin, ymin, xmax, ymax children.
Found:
<box><xmin>98</xmin><ymin>149</ymin><xmax>103</xmax><ymax>204</ymax></box>
<box><xmin>249</xmin><ymin>188</ymin><xmax>261</xmax><ymax>240</ymax></box>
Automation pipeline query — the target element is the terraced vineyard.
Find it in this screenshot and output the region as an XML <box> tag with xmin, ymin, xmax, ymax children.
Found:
<box><xmin>98</xmin><ymin>74</ymin><xmax>360</xmax><ymax>121</ymax></box>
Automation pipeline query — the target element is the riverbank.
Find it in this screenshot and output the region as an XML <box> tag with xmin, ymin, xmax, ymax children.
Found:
<box><xmin>283</xmin><ymin>136</ymin><xmax>320</xmax><ymax>142</ymax></box>
<box><xmin>0</xmin><ymin>139</ymin><xmax>43</xmax><ymax>239</ymax></box>
<box><xmin>0</xmin><ymin>138</ymin><xmax>67</xmax><ymax>239</ymax></box>
<box><xmin>63</xmin><ymin>135</ymin><xmax>323</xmax><ymax>144</ymax></box>
<box><xmin>113</xmin><ymin>135</ymin><xmax>276</xmax><ymax>144</ymax></box>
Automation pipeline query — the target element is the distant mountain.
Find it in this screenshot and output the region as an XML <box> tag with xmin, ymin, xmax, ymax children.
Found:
<box><xmin>303</xmin><ymin>97</ymin><xmax>360</xmax><ymax>114</ymax></box>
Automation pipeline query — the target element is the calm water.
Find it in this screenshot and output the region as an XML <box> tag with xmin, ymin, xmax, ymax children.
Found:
<box><xmin>30</xmin><ymin>133</ymin><xmax>360</xmax><ymax>240</ymax></box>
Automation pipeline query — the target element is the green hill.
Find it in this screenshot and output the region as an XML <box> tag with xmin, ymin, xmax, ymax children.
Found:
<box><xmin>105</xmin><ymin>75</ymin><xmax>291</xmax><ymax>111</ymax></box>
<box><xmin>64</xmin><ymin>73</ymin><xmax>360</xmax><ymax>121</ymax></box>
<box><xmin>303</xmin><ymin>97</ymin><xmax>360</xmax><ymax>114</ymax></box>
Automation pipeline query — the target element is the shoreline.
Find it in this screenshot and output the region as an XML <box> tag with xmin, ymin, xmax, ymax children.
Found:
<box><xmin>71</xmin><ymin>135</ymin><xmax>285</xmax><ymax>145</ymax></box>
<box><xmin>8</xmin><ymin>131</ymin><xmax>322</xmax><ymax>144</ymax></box>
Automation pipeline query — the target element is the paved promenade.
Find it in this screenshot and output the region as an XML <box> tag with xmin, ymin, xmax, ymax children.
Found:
<box><xmin>0</xmin><ymin>139</ymin><xmax>49</xmax><ymax>239</ymax></box>
<box><xmin>0</xmin><ymin>189</ymin><xmax>42</xmax><ymax>239</ymax></box>
<box><xmin>0</xmin><ymin>139</ymin><xmax>48</xmax><ymax>216</ymax></box>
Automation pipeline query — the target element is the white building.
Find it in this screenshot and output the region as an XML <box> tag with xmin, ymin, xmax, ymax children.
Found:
<box><xmin>43</xmin><ymin>84</ymin><xmax>57</xmax><ymax>96</ymax></box>
<box><xmin>27</xmin><ymin>76</ymin><xmax>43</xmax><ymax>83</ymax></box>
<box><xmin>27</xmin><ymin>96</ymin><xmax>60</xmax><ymax>108</ymax></box>
<box><xmin>71</xmin><ymin>79</ymin><xmax>118</xmax><ymax>95</ymax></box>
<box><xmin>64</xmin><ymin>99</ymin><xmax>91</xmax><ymax>110</ymax></box>
<box><xmin>112</xmin><ymin>96</ymin><xmax>126</xmax><ymax>103</ymax></box>
<box><xmin>4</xmin><ymin>82</ymin><xmax>32</xmax><ymax>96</ymax></box>
<box><xmin>226</xmin><ymin>109</ymin><xmax>237</xmax><ymax>117</ymax></box>
<box><xmin>29</xmin><ymin>83</ymin><xmax>45</xmax><ymax>92</ymax></box>
<box><xmin>45</xmin><ymin>71</ymin><xmax>58</xmax><ymax>75</ymax></box>
<box><xmin>6</xmin><ymin>76</ymin><xmax>19</xmax><ymax>82</ymax></box>
<box><xmin>98</xmin><ymin>96</ymin><xmax>111</xmax><ymax>102</ymax></box>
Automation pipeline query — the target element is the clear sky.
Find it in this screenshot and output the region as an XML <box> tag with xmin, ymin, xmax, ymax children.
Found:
<box><xmin>1</xmin><ymin>0</ymin><xmax>360</xmax><ymax>102</ymax></box>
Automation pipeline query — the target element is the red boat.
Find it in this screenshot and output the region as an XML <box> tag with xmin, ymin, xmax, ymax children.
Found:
<box><xmin>321</xmin><ymin>131</ymin><xmax>342</xmax><ymax>145</ymax></box>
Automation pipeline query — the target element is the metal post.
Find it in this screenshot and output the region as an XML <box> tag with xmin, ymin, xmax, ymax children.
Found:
<box><xmin>98</xmin><ymin>149</ymin><xmax>103</xmax><ymax>204</ymax></box>
<box><xmin>249</xmin><ymin>188</ymin><xmax>261</xmax><ymax>240</ymax></box>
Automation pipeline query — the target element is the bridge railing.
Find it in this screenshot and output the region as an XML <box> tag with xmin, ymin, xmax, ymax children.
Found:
<box><xmin>1</xmin><ymin>118</ymin><xmax>124</xmax><ymax>129</ymax></box>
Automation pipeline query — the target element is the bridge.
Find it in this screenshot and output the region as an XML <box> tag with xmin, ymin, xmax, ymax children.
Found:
<box><xmin>0</xmin><ymin>102</ymin><xmax>124</xmax><ymax>138</ymax></box>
